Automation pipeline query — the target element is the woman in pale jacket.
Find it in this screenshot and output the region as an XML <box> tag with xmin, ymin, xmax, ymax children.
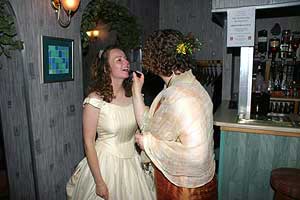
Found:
<box><xmin>132</xmin><ymin>29</ymin><xmax>217</xmax><ymax>200</ymax></box>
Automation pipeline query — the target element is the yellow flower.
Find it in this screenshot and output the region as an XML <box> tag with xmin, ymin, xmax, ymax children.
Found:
<box><xmin>176</xmin><ymin>43</ymin><xmax>186</xmax><ymax>55</ymax></box>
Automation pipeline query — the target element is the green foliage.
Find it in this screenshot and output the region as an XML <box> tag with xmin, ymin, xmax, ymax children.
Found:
<box><xmin>81</xmin><ymin>0</ymin><xmax>141</xmax><ymax>51</ymax></box>
<box><xmin>0</xmin><ymin>0</ymin><xmax>23</xmax><ymax>58</ymax></box>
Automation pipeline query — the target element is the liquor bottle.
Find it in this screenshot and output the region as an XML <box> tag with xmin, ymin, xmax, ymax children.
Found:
<box><xmin>289</xmin><ymin>102</ymin><xmax>295</xmax><ymax>113</ymax></box>
<box><xmin>274</xmin><ymin>102</ymin><xmax>279</xmax><ymax>113</ymax></box>
<box><xmin>279</xmin><ymin>102</ymin><xmax>284</xmax><ymax>113</ymax></box>
<box><xmin>255</xmin><ymin>65</ymin><xmax>265</xmax><ymax>93</ymax></box>
<box><xmin>258</xmin><ymin>30</ymin><xmax>268</xmax><ymax>57</ymax></box>
<box><xmin>269</xmin><ymin>37</ymin><xmax>280</xmax><ymax>60</ymax></box>
<box><xmin>293</xmin><ymin>81</ymin><xmax>298</xmax><ymax>97</ymax></box>
<box><xmin>269</xmin><ymin>101</ymin><xmax>274</xmax><ymax>113</ymax></box>
<box><xmin>280</xmin><ymin>30</ymin><xmax>291</xmax><ymax>59</ymax></box>
<box><xmin>284</xmin><ymin>102</ymin><xmax>289</xmax><ymax>114</ymax></box>
<box><xmin>288</xmin><ymin>35</ymin><xmax>293</xmax><ymax>58</ymax></box>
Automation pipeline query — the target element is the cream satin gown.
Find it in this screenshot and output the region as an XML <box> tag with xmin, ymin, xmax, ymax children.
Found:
<box><xmin>66</xmin><ymin>97</ymin><xmax>155</xmax><ymax>200</ymax></box>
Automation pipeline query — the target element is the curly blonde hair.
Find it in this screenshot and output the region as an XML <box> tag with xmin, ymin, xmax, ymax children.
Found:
<box><xmin>88</xmin><ymin>46</ymin><xmax>132</xmax><ymax>102</ymax></box>
<box><xmin>142</xmin><ymin>29</ymin><xmax>195</xmax><ymax>76</ymax></box>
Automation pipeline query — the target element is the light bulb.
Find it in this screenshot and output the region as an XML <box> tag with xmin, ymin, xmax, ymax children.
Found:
<box><xmin>93</xmin><ymin>30</ymin><xmax>100</xmax><ymax>37</ymax></box>
<box><xmin>61</xmin><ymin>0</ymin><xmax>80</xmax><ymax>12</ymax></box>
<box><xmin>86</xmin><ymin>31</ymin><xmax>92</xmax><ymax>37</ymax></box>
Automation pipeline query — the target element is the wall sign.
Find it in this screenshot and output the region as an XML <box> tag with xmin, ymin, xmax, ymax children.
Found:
<box><xmin>227</xmin><ymin>7</ymin><xmax>256</xmax><ymax>47</ymax></box>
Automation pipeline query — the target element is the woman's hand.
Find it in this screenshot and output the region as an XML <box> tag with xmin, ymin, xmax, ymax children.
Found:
<box><xmin>95</xmin><ymin>182</ymin><xmax>109</xmax><ymax>200</ymax></box>
<box><xmin>132</xmin><ymin>71</ymin><xmax>144</xmax><ymax>96</ymax></box>
<box><xmin>135</xmin><ymin>133</ymin><xmax>144</xmax><ymax>150</ymax></box>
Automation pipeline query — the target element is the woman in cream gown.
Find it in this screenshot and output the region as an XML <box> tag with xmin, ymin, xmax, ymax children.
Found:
<box><xmin>66</xmin><ymin>46</ymin><xmax>155</xmax><ymax>200</ymax></box>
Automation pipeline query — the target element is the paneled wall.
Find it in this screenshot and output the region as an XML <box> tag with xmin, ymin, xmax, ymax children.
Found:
<box><xmin>2</xmin><ymin>0</ymin><xmax>85</xmax><ymax>199</ymax></box>
<box><xmin>0</xmin><ymin>0</ymin><xmax>159</xmax><ymax>199</ymax></box>
<box><xmin>159</xmin><ymin>0</ymin><xmax>224</xmax><ymax>60</ymax></box>
<box><xmin>0</xmin><ymin>47</ymin><xmax>36</xmax><ymax>200</ymax></box>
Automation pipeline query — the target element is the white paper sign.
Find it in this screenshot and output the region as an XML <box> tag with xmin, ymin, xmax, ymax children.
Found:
<box><xmin>227</xmin><ymin>7</ymin><xmax>256</xmax><ymax>47</ymax></box>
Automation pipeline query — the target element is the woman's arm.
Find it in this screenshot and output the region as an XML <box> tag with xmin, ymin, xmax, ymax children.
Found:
<box><xmin>132</xmin><ymin>72</ymin><xmax>147</xmax><ymax>128</ymax></box>
<box><xmin>83</xmin><ymin>104</ymin><xmax>108</xmax><ymax>200</ymax></box>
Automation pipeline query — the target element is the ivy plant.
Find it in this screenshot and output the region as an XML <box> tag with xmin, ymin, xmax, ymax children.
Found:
<box><xmin>81</xmin><ymin>0</ymin><xmax>141</xmax><ymax>51</ymax></box>
<box><xmin>0</xmin><ymin>0</ymin><xmax>23</xmax><ymax>58</ymax></box>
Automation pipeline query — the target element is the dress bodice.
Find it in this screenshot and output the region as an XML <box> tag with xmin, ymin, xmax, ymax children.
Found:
<box><xmin>83</xmin><ymin>97</ymin><xmax>138</xmax><ymax>158</ymax></box>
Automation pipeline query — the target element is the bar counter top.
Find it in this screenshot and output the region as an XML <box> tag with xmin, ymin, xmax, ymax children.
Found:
<box><xmin>214</xmin><ymin>101</ymin><xmax>300</xmax><ymax>137</ymax></box>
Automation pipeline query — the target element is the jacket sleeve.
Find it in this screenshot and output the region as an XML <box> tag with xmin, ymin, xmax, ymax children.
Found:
<box><xmin>143</xmin><ymin>96</ymin><xmax>215</xmax><ymax>186</ymax></box>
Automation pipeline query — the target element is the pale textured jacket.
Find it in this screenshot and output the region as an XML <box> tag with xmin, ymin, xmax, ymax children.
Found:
<box><xmin>142</xmin><ymin>70</ymin><xmax>215</xmax><ymax>188</ymax></box>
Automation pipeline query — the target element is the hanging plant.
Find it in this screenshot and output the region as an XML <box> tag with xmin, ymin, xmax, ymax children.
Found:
<box><xmin>81</xmin><ymin>0</ymin><xmax>142</xmax><ymax>51</ymax></box>
<box><xmin>0</xmin><ymin>0</ymin><xmax>23</xmax><ymax>58</ymax></box>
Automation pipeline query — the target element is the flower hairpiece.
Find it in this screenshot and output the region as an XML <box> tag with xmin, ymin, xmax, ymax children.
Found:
<box><xmin>176</xmin><ymin>33</ymin><xmax>202</xmax><ymax>56</ymax></box>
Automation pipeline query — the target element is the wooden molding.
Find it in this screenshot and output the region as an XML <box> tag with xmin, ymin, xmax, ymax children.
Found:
<box><xmin>221</xmin><ymin>126</ymin><xmax>300</xmax><ymax>137</ymax></box>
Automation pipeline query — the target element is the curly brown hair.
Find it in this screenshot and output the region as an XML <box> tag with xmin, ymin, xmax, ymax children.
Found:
<box><xmin>142</xmin><ymin>29</ymin><xmax>194</xmax><ymax>77</ymax></box>
<box><xmin>88</xmin><ymin>46</ymin><xmax>132</xmax><ymax>102</ymax></box>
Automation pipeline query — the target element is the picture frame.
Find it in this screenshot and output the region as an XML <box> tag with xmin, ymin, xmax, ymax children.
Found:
<box><xmin>41</xmin><ymin>36</ymin><xmax>74</xmax><ymax>83</ymax></box>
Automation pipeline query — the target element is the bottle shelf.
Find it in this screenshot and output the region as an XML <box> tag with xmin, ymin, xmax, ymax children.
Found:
<box><xmin>269</xmin><ymin>97</ymin><xmax>299</xmax><ymax>114</ymax></box>
<box><xmin>270</xmin><ymin>96</ymin><xmax>300</xmax><ymax>102</ymax></box>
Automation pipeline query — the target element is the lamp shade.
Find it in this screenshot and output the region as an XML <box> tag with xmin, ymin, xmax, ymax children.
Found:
<box><xmin>61</xmin><ymin>0</ymin><xmax>80</xmax><ymax>12</ymax></box>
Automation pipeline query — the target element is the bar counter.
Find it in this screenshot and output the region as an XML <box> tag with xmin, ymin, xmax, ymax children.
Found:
<box><xmin>213</xmin><ymin>101</ymin><xmax>300</xmax><ymax>200</ymax></box>
<box><xmin>214</xmin><ymin>101</ymin><xmax>300</xmax><ymax>137</ymax></box>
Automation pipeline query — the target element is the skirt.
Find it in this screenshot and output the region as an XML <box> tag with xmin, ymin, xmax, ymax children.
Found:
<box><xmin>154</xmin><ymin>168</ymin><xmax>217</xmax><ymax>200</ymax></box>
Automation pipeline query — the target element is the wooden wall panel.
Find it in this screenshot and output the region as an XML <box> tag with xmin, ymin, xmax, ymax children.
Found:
<box><xmin>219</xmin><ymin>131</ymin><xmax>300</xmax><ymax>200</ymax></box>
<box><xmin>4</xmin><ymin>0</ymin><xmax>85</xmax><ymax>199</ymax></box>
<box><xmin>0</xmin><ymin>3</ymin><xmax>36</xmax><ymax>199</ymax></box>
<box><xmin>159</xmin><ymin>0</ymin><xmax>224</xmax><ymax>60</ymax></box>
<box><xmin>0</xmin><ymin>51</ymin><xmax>36</xmax><ymax>199</ymax></box>
<box><xmin>0</xmin><ymin>0</ymin><xmax>160</xmax><ymax>199</ymax></box>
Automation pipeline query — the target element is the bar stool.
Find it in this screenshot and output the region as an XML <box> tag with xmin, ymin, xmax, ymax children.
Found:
<box><xmin>270</xmin><ymin>168</ymin><xmax>300</xmax><ymax>200</ymax></box>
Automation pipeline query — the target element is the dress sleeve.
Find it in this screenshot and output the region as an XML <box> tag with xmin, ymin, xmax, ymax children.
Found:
<box><xmin>143</xmin><ymin>96</ymin><xmax>215</xmax><ymax>183</ymax></box>
<box><xmin>83</xmin><ymin>97</ymin><xmax>105</xmax><ymax>109</ymax></box>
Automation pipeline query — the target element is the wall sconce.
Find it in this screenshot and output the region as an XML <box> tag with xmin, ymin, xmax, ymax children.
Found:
<box><xmin>86</xmin><ymin>21</ymin><xmax>109</xmax><ymax>41</ymax></box>
<box><xmin>86</xmin><ymin>30</ymin><xmax>100</xmax><ymax>40</ymax></box>
<box><xmin>51</xmin><ymin>0</ymin><xmax>80</xmax><ymax>27</ymax></box>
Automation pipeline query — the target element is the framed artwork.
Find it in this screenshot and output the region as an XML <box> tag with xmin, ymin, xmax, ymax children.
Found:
<box><xmin>41</xmin><ymin>36</ymin><xmax>74</xmax><ymax>83</ymax></box>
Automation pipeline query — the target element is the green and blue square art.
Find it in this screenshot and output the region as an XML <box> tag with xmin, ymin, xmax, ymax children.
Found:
<box><xmin>42</xmin><ymin>36</ymin><xmax>74</xmax><ymax>83</ymax></box>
